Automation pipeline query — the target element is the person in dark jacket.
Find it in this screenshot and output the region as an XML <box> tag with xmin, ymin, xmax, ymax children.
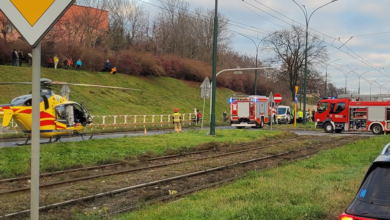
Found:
<box><xmin>105</xmin><ymin>60</ymin><xmax>111</xmax><ymax>72</ymax></box>
<box><xmin>18</xmin><ymin>50</ymin><xmax>24</xmax><ymax>66</ymax></box>
<box><xmin>12</xmin><ymin>49</ymin><xmax>18</xmax><ymax>66</ymax></box>
<box><xmin>63</xmin><ymin>58</ymin><xmax>68</xmax><ymax>69</ymax></box>
<box><xmin>312</xmin><ymin>109</ymin><xmax>315</xmax><ymax>122</ymax></box>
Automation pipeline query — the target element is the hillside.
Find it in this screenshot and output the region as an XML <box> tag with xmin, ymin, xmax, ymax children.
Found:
<box><xmin>0</xmin><ymin>66</ymin><xmax>234</xmax><ymax>122</ymax></box>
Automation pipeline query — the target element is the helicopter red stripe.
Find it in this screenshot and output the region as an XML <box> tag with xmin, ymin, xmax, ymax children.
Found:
<box><xmin>19</xmin><ymin>109</ymin><xmax>32</xmax><ymax>114</ymax></box>
<box><xmin>2</xmin><ymin>106</ymin><xmax>10</xmax><ymax>110</ymax></box>
<box><xmin>41</xmin><ymin>112</ymin><xmax>54</xmax><ymax>118</ymax></box>
<box><xmin>40</xmin><ymin>120</ymin><xmax>55</xmax><ymax>126</ymax></box>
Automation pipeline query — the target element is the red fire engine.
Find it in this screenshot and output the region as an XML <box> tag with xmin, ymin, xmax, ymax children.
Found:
<box><xmin>315</xmin><ymin>97</ymin><xmax>390</xmax><ymax>135</ymax></box>
<box><xmin>230</xmin><ymin>95</ymin><xmax>277</xmax><ymax>128</ymax></box>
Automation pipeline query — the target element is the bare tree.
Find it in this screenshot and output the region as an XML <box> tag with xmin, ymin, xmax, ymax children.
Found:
<box><xmin>0</xmin><ymin>13</ymin><xmax>17</xmax><ymax>42</ymax></box>
<box><xmin>267</xmin><ymin>25</ymin><xmax>328</xmax><ymax>100</ymax></box>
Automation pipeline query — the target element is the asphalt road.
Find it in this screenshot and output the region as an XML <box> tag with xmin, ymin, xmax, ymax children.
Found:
<box><xmin>0</xmin><ymin>126</ymin><xmax>375</xmax><ymax>148</ymax></box>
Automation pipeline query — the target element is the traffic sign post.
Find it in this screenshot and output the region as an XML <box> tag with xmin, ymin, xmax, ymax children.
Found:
<box><xmin>269</xmin><ymin>92</ymin><xmax>273</xmax><ymax>131</ymax></box>
<box><xmin>0</xmin><ymin>1</ymin><xmax>75</xmax><ymax>219</ymax></box>
<box><xmin>294</xmin><ymin>86</ymin><xmax>299</xmax><ymax>127</ymax></box>
<box><xmin>200</xmin><ymin>77</ymin><xmax>210</xmax><ymax>130</ymax></box>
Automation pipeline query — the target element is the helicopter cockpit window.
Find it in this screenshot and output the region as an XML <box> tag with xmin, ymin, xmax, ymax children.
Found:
<box><xmin>55</xmin><ymin>105</ymin><xmax>67</xmax><ymax>123</ymax></box>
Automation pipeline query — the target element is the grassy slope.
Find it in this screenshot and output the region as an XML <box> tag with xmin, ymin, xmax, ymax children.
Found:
<box><xmin>0</xmin><ymin>65</ymin><xmax>232</xmax><ymax>120</ymax></box>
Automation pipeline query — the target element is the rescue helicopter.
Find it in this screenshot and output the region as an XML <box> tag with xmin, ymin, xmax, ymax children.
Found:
<box><xmin>0</xmin><ymin>78</ymin><xmax>140</xmax><ymax>144</ymax></box>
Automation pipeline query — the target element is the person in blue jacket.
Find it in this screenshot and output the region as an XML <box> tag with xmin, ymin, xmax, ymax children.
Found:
<box><xmin>75</xmin><ymin>59</ymin><xmax>82</xmax><ymax>71</ymax></box>
<box><xmin>105</xmin><ymin>60</ymin><xmax>111</xmax><ymax>72</ymax></box>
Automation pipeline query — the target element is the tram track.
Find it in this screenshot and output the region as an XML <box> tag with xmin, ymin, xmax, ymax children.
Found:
<box><xmin>0</xmin><ymin>136</ymin><xmax>307</xmax><ymax>195</ymax></box>
<box><xmin>0</xmin><ymin>135</ymin><xmax>306</xmax><ymax>186</ymax></box>
<box><xmin>0</xmin><ymin>135</ymin><xmax>366</xmax><ymax>219</ymax></box>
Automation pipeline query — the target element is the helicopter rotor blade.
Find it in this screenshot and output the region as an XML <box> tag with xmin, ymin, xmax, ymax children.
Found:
<box><xmin>0</xmin><ymin>82</ymin><xmax>32</xmax><ymax>85</ymax></box>
<box><xmin>50</xmin><ymin>81</ymin><xmax>142</xmax><ymax>91</ymax></box>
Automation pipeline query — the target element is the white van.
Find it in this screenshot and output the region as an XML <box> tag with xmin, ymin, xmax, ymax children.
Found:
<box><xmin>277</xmin><ymin>105</ymin><xmax>293</xmax><ymax>124</ymax></box>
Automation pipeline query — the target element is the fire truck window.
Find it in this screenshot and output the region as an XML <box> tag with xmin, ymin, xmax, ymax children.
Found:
<box><xmin>329</xmin><ymin>103</ymin><xmax>336</xmax><ymax>113</ymax></box>
<box><xmin>334</xmin><ymin>102</ymin><xmax>346</xmax><ymax>113</ymax></box>
<box><xmin>318</xmin><ymin>102</ymin><xmax>329</xmax><ymax>113</ymax></box>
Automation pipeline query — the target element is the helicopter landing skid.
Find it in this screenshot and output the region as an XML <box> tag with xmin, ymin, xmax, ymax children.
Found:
<box><xmin>16</xmin><ymin>133</ymin><xmax>93</xmax><ymax>146</ymax></box>
<box><xmin>72</xmin><ymin>131</ymin><xmax>94</xmax><ymax>141</ymax></box>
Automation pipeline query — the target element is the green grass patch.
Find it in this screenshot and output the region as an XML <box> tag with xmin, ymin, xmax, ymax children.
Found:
<box><xmin>113</xmin><ymin>136</ymin><xmax>388</xmax><ymax>220</ymax></box>
<box><xmin>0</xmin><ymin>129</ymin><xmax>284</xmax><ymax>178</ymax></box>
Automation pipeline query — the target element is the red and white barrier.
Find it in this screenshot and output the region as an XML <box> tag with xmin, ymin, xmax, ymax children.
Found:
<box><xmin>88</xmin><ymin>113</ymin><xmax>193</xmax><ymax>130</ymax></box>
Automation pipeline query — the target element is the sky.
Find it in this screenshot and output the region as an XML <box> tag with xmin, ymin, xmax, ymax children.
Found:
<box><xmin>138</xmin><ymin>0</ymin><xmax>390</xmax><ymax>95</ymax></box>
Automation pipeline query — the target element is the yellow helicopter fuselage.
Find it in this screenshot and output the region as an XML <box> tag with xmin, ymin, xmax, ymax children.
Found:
<box><xmin>0</xmin><ymin>94</ymin><xmax>90</xmax><ymax>138</ymax></box>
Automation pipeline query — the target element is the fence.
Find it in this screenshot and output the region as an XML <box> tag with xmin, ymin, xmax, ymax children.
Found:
<box><xmin>0</xmin><ymin>113</ymin><xmax>197</xmax><ymax>134</ymax></box>
<box><xmin>88</xmin><ymin>113</ymin><xmax>195</xmax><ymax>130</ymax></box>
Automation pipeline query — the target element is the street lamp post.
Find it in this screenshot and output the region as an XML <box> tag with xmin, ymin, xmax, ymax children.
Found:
<box><xmin>340</xmin><ymin>68</ymin><xmax>357</xmax><ymax>94</ymax></box>
<box><xmin>324</xmin><ymin>59</ymin><xmax>340</xmax><ymax>97</ymax></box>
<box><xmin>353</xmin><ymin>71</ymin><xmax>369</xmax><ymax>95</ymax></box>
<box><xmin>375</xmin><ymin>81</ymin><xmax>390</xmax><ymax>94</ymax></box>
<box><xmin>292</xmin><ymin>0</ymin><xmax>337</xmax><ymax>125</ymax></box>
<box><xmin>237</xmin><ymin>33</ymin><xmax>272</xmax><ymax>95</ymax></box>
<box><xmin>364</xmin><ymin>78</ymin><xmax>378</xmax><ymax>101</ymax></box>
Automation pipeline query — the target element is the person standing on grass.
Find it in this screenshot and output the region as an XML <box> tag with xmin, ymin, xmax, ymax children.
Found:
<box><xmin>312</xmin><ymin>109</ymin><xmax>315</xmax><ymax>122</ymax></box>
<box><xmin>196</xmin><ymin>109</ymin><xmax>202</xmax><ymax>124</ymax></box>
<box><xmin>105</xmin><ymin>60</ymin><xmax>111</xmax><ymax>72</ymax></box>
<box><xmin>28</xmin><ymin>52</ymin><xmax>32</xmax><ymax>66</ymax></box>
<box><xmin>223</xmin><ymin>110</ymin><xmax>227</xmax><ymax>122</ymax></box>
<box><xmin>12</xmin><ymin>49</ymin><xmax>18</xmax><ymax>66</ymax></box>
<box><xmin>53</xmin><ymin>54</ymin><xmax>59</xmax><ymax>69</ymax></box>
<box><xmin>172</xmin><ymin>108</ymin><xmax>182</xmax><ymax>132</ymax></box>
<box><xmin>18</xmin><ymin>50</ymin><xmax>24</xmax><ymax>66</ymax></box>
<box><xmin>75</xmin><ymin>59</ymin><xmax>82</xmax><ymax>71</ymax></box>
<box><xmin>67</xmin><ymin>58</ymin><xmax>73</xmax><ymax>70</ymax></box>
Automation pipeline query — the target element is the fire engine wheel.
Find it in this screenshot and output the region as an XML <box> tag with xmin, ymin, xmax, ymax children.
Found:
<box><xmin>324</xmin><ymin>123</ymin><xmax>334</xmax><ymax>133</ymax></box>
<box><xmin>371</xmin><ymin>124</ymin><xmax>383</xmax><ymax>135</ymax></box>
<box><xmin>256</xmin><ymin>119</ymin><xmax>264</xmax><ymax>128</ymax></box>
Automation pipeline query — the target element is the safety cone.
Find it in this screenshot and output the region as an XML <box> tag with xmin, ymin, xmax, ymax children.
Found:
<box><xmin>144</xmin><ymin>127</ymin><xmax>147</xmax><ymax>135</ymax></box>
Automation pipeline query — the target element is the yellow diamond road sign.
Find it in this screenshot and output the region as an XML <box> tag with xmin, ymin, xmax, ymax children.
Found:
<box><xmin>0</xmin><ymin>0</ymin><xmax>75</xmax><ymax>47</ymax></box>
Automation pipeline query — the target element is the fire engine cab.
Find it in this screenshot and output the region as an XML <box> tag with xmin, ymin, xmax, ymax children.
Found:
<box><xmin>315</xmin><ymin>97</ymin><xmax>390</xmax><ymax>135</ymax></box>
<box><xmin>230</xmin><ymin>95</ymin><xmax>277</xmax><ymax>128</ymax></box>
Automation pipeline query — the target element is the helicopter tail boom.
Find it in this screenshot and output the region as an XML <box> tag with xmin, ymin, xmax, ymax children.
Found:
<box><xmin>0</xmin><ymin>106</ymin><xmax>14</xmax><ymax>127</ymax></box>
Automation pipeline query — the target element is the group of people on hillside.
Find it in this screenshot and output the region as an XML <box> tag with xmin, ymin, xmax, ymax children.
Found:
<box><xmin>12</xmin><ymin>49</ymin><xmax>32</xmax><ymax>66</ymax></box>
<box><xmin>12</xmin><ymin>51</ymin><xmax>116</xmax><ymax>74</ymax></box>
<box><xmin>61</xmin><ymin>57</ymin><xmax>82</xmax><ymax>70</ymax></box>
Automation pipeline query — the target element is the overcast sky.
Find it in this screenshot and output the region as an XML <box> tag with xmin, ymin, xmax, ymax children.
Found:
<box><xmin>139</xmin><ymin>0</ymin><xmax>390</xmax><ymax>95</ymax></box>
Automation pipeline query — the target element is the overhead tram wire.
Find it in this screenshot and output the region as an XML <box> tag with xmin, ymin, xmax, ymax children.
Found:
<box><xmin>237</xmin><ymin>0</ymin><xmax>287</xmax><ymax>29</ymax></box>
<box><xmin>137</xmin><ymin>0</ymin><xmax>273</xmax><ymax>36</ymax></box>
<box><xmin>140</xmin><ymin>0</ymin><xmax>390</xmax><ymax>79</ymax></box>
<box><xmin>241</xmin><ymin>0</ymin><xmax>390</xmax><ymax>77</ymax></box>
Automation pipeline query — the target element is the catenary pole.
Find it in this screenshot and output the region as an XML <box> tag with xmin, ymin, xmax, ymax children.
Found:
<box><xmin>292</xmin><ymin>0</ymin><xmax>337</xmax><ymax>125</ymax></box>
<box><xmin>210</xmin><ymin>0</ymin><xmax>218</xmax><ymax>135</ymax></box>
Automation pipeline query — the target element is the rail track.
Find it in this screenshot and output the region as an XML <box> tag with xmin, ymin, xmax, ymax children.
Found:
<box><xmin>0</xmin><ymin>136</ymin><xmax>305</xmax><ymax>187</ymax></box>
<box><xmin>0</xmin><ymin>135</ymin><xmax>366</xmax><ymax>219</ymax></box>
<box><xmin>0</xmin><ymin>136</ymin><xmax>308</xmax><ymax>195</ymax></box>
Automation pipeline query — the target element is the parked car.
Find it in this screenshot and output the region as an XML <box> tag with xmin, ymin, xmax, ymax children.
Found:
<box><xmin>340</xmin><ymin>143</ymin><xmax>390</xmax><ymax>220</ymax></box>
